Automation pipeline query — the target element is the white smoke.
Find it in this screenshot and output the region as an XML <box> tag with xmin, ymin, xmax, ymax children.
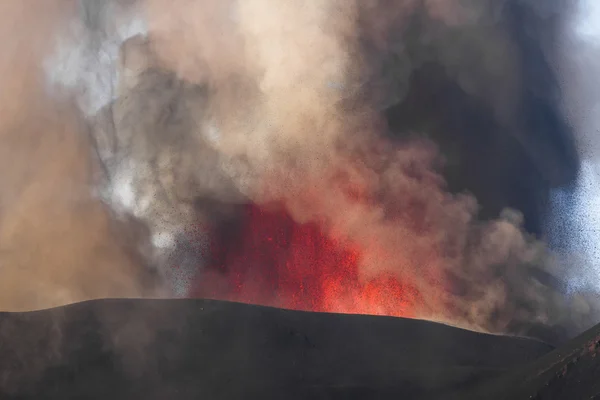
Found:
<box><xmin>44</xmin><ymin>1</ymin><xmax>147</xmax><ymax>116</ymax></box>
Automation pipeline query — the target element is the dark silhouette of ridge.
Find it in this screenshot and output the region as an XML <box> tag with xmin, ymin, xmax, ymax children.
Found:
<box><xmin>0</xmin><ymin>298</ymin><xmax>560</xmax><ymax>399</ymax></box>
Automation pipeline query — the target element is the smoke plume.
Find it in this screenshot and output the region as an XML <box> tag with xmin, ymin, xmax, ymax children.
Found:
<box><xmin>0</xmin><ymin>0</ymin><xmax>592</xmax><ymax>340</ymax></box>
<box><xmin>127</xmin><ymin>0</ymin><xmax>599</xmax><ymax>336</ymax></box>
<box><xmin>0</xmin><ymin>0</ymin><xmax>162</xmax><ymax>312</ymax></box>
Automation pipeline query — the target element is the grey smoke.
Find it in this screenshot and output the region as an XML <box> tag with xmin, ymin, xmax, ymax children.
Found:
<box><xmin>44</xmin><ymin>1</ymin><xmax>147</xmax><ymax>116</ymax></box>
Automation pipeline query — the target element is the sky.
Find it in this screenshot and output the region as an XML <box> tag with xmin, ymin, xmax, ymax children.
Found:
<box><xmin>553</xmin><ymin>0</ymin><xmax>600</xmax><ymax>292</ymax></box>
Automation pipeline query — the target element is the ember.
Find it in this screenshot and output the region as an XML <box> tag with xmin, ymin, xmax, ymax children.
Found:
<box><xmin>192</xmin><ymin>204</ymin><xmax>419</xmax><ymax>318</ymax></box>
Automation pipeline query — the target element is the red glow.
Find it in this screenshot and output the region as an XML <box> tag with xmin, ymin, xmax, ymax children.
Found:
<box><xmin>192</xmin><ymin>204</ymin><xmax>419</xmax><ymax>318</ymax></box>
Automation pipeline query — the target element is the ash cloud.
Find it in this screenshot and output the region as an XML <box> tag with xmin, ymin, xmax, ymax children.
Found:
<box><xmin>124</xmin><ymin>0</ymin><xmax>596</xmax><ymax>336</ymax></box>
<box><xmin>25</xmin><ymin>0</ymin><xmax>596</xmax><ymax>339</ymax></box>
<box><xmin>0</xmin><ymin>0</ymin><xmax>162</xmax><ymax>312</ymax></box>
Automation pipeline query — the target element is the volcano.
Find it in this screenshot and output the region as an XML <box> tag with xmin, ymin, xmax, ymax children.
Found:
<box><xmin>1</xmin><ymin>299</ymin><xmax>600</xmax><ymax>399</ymax></box>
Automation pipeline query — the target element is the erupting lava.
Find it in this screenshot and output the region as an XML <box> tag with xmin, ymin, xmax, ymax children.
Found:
<box><xmin>192</xmin><ymin>204</ymin><xmax>420</xmax><ymax>318</ymax></box>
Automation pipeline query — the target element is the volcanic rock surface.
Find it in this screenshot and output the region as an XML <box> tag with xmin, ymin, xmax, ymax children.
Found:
<box><xmin>0</xmin><ymin>298</ymin><xmax>562</xmax><ymax>399</ymax></box>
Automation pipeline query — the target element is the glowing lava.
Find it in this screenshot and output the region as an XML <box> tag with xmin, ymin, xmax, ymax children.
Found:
<box><xmin>193</xmin><ymin>204</ymin><xmax>419</xmax><ymax>317</ymax></box>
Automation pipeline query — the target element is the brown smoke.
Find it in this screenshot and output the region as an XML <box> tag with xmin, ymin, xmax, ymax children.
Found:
<box><xmin>140</xmin><ymin>0</ymin><xmax>595</xmax><ymax>335</ymax></box>
<box><xmin>0</xmin><ymin>0</ymin><xmax>160</xmax><ymax>312</ymax></box>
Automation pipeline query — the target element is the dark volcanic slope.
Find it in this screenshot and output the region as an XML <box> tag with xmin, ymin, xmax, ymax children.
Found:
<box><xmin>0</xmin><ymin>299</ymin><xmax>553</xmax><ymax>399</ymax></box>
<box><xmin>464</xmin><ymin>317</ymin><xmax>600</xmax><ymax>400</ymax></box>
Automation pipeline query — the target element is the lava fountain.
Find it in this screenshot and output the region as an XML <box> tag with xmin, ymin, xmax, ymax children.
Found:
<box><xmin>193</xmin><ymin>203</ymin><xmax>420</xmax><ymax>318</ymax></box>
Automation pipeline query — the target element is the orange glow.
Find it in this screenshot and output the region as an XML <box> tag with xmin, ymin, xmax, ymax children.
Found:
<box><xmin>193</xmin><ymin>204</ymin><xmax>419</xmax><ymax>317</ymax></box>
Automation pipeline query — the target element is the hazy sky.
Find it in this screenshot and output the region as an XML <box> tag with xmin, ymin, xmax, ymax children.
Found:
<box><xmin>555</xmin><ymin>0</ymin><xmax>600</xmax><ymax>291</ymax></box>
